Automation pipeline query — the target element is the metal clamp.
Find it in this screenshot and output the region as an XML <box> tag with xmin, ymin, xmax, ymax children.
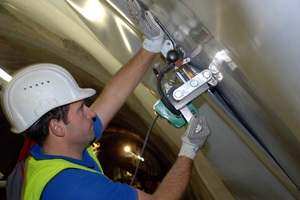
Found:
<box><xmin>173</xmin><ymin>69</ymin><xmax>213</xmax><ymax>101</ymax></box>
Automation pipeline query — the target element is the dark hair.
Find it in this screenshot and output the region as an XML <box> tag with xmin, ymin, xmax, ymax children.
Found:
<box><xmin>27</xmin><ymin>104</ymin><xmax>70</xmax><ymax>146</ymax></box>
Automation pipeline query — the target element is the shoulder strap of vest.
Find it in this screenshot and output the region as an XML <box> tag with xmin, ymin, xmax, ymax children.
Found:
<box><xmin>6</xmin><ymin>159</ymin><xmax>26</xmax><ymax>200</ymax></box>
<box><xmin>86</xmin><ymin>146</ymin><xmax>104</xmax><ymax>173</ymax></box>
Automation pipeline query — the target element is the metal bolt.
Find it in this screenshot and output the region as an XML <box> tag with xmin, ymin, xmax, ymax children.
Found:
<box><xmin>203</xmin><ymin>71</ymin><xmax>211</xmax><ymax>79</ymax></box>
<box><xmin>210</xmin><ymin>64</ymin><xmax>219</xmax><ymax>74</ymax></box>
<box><xmin>190</xmin><ymin>80</ymin><xmax>198</xmax><ymax>87</ymax></box>
<box><xmin>174</xmin><ymin>90</ymin><xmax>183</xmax><ymax>98</ymax></box>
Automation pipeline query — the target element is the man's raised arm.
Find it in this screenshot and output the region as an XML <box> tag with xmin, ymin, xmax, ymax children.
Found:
<box><xmin>91</xmin><ymin>0</ymin><xmax>164</xmax><ymax>128</ymax></box>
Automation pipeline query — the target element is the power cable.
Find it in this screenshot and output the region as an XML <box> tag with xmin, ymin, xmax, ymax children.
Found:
<box><xmin>130</xmin><ymin>115</ymin><xmax>159</xmax><ymax>186</ymax></box>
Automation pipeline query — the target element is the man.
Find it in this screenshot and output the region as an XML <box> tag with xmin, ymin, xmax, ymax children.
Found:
<box><xmin>2</xmin><ymin>0</ymin><xmax>210</xmax><ymax>199</ymax></box>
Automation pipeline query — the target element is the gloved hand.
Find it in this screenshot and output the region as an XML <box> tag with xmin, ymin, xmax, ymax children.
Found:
<box><xmin>126</xmin><ymin>0</ymin><xmax>165</xmax><ymax>53</ymax></box>
<box><xmin>179</xmin><ymin>114</ymin><xmax>211</xmax><ymax>160</ymax></box>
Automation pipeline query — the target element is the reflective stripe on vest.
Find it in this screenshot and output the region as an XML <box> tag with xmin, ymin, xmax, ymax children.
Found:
<box><xmin>22</xmin><ymin>146</ymin><xmax>103</xmax><ymax>200</ymax></box>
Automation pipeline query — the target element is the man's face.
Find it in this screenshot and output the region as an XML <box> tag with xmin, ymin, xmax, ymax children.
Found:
<box><xmin>64</xmin><ymin>100</ymin><xmax>96</xmax><ymax>149</ymax></box>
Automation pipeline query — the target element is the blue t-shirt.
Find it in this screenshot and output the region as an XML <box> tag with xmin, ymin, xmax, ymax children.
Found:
<box><xmin>30</xmin><ymin>115</ymin><xmax>138</xmax><ymax>200</ymax></box>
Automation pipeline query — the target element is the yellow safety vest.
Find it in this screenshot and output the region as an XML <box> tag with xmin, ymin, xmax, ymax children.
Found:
<box><xmin>22</xmin><ymin>146</ymin><xmax>103</xmax><ymax>200</ymax></box>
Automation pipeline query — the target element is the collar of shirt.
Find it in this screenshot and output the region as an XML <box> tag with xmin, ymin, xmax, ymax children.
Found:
<box><xmin>30</xmin><ymin>144</ymin><xmax>97</xmax><ymax>169</ymax></box>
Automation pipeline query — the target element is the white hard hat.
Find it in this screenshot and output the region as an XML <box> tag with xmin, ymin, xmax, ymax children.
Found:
<box><xmin>1</xmin><ymin>63</ymin><xmax>96</xmax><ymax>133</ymax></box>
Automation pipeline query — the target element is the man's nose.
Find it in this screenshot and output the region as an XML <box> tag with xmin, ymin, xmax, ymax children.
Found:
<box><xmin>86</xmin><ymin>105</ymin><xmax>96</xmax><ymax>119</ymax></box>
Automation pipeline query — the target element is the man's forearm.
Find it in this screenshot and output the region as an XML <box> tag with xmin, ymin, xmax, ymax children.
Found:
<box><xmin>91</xmin><ymin>48</ymin><xmax>155</xmax><ymax>128</ymax></box>
<box><xmin>136</xmin><ymin>156</ymin><xmax>193</xmax><ymax>200</ymax></box>
<box><xmin>153</xmin><ymin>156</ymin><xmax>193</xmax><ymax>199</ymax></box>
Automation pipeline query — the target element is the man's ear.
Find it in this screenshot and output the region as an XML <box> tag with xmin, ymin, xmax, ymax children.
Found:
<box><xmin>49</xmin><ymin>119</ymin><xmax>65</xmax><ymax>137</ymax></box>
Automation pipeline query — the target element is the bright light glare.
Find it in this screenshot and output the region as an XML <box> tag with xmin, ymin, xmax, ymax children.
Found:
<box><xmin>105</xmin><ymin>0</ymin><xmax>134</xmax><ymax>26</ymax></box>
<box><xmin>124</xmin><ymin>146</ymin><xmax>145</xmax><ymax>161</ymax></box>
<box><xmin>124</xmin><ymin>146</ymin><xmax>131</xmax><ymax>152</ymax></box>
<box><xmin>116</xmin><ymin>17</ymin><xmax>134</xmax><ymax>53</ymax></box>
<box><xmin>67</xmin><ymin>0</ymin><xmax>105</xmax><ymax>22</ymax></box>
<box><xmin>92</xmin><ymin>142</ymin><xmax>100</xmax><ymax>148</ymax></box>
<box><xmin>137</xmin><ymin>155</ymin><xmax>144</xmax><ymax>161</ymax></box>
<box><xmin>126</xmin><ymin>171</ymin><xmax>132</xmax><ymax>176</ymax></box>
<box><xmin>215</xmin><ymin>50</ymin><xmax>232</xmax><ymax>63</ymax></box>
<box><xmin>0</xmin><ymin>68</ymin><xmax>12</xmax><ymax>82</ymax></box>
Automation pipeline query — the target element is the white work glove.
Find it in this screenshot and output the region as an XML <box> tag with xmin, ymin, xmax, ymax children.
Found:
<box><xmin>126</xmin><ymin>0</ymin><xmax>165</xmax><ymax>53</ymax></box>
<box><xmin>179</xmin><ymin>114</ymin><xmax>211</xmax><ymax>160</ymax></box>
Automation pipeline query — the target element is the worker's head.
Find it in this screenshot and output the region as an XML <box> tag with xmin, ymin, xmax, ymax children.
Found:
<box><xmin>1</xmin><ymin>63</ymin><xmax>96</xmax><ymax>145</ymax></box>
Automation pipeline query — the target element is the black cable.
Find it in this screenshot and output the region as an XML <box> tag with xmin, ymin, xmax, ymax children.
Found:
<box><xmin>156</xmin><ymin>64</ymin><xmax>182</xmax><ymax>117</ymax></box>
<box><xmin>154</xmin><ymin>19</ymin><xmax>177</xmax><ymax>48</ymax></box>
<box><xmin>130</xmin><ymin>115</ymin><xmax>159</xmax><ymax>186</ymax></box>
